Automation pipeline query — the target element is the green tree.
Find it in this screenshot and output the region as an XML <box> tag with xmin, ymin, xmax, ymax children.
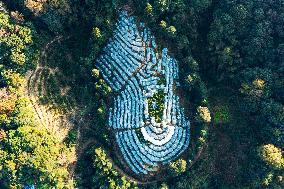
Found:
<box><xmin>93</xmin><ymin>27</ymin><xmax>102</xmax><ymax>39</ymax></box>
<box><xmin>159</xmin><ymin>20</ymin><xmax>167</xmax><ymax>28</ymax></box>
<box><xmin>169</xmin><ymin>159</ymin><xmax>187</xmax><ymax>175</ymax></box>
<box><xmin>93</xmin><ymin>147</ymin><xmax>138</xmax><ymax>189</ymax></box>
<box><xmin>155</xmin><ymin>0</ymin><xmax>169</xmax><ymax>12</ymax></box>
<box><xmin>167</xmin><ymin>25</ymin><xmax>176</xmax><ymax>35</ymax></box>
<box><xmin>160</xmin><ymin>183</ymin><xmax>169</xmax><ymax>189</ymax></box>
<box><xmin>0</xmin><ymin>11</ymin><xmax>34</xmax><ymax>69</ymax></box>
<box><xmin>145</xmin><ymin>3</ymin><xmax>153</xmax><ymax>15</ymax></box>
<box><xmin>92</xmin><ymin>68</ymin><xmax>100</xmax><ymax>79</ymax></box>
<box><xmin>0</xmin><ymin>125</ymin><xmax>75</xmax><ymax>188</ymax></box>
<box><xmin>259</xmin><ymin>144</ymin><xmax>284</xmax><ymax>169</ymax></box>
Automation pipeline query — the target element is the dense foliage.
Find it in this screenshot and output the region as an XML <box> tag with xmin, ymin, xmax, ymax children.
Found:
<box><xmin>0</xmin><ymin>3</ymin><xmax>75</xmax><ymax>188</ymax></box>
<box><xmin>0</xmin><ymin>0</ymin><xmax>283</xmax><ymax>188</ymax></box>
<box><xmin>206</xmin><ymin>1</ymin><xmax>284</xmax><ymax>187</ymax></box>
<box><xmin>148</xmin><ymin>90</ymin><xmax>165</xmax><ymax>123</ymax></box>
<box><xmin>92</xmin><ymin>147</ymin><xmax>138</xmax><ymax>189</ymax></box>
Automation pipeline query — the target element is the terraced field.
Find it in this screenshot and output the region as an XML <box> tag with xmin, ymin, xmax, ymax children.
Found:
<box><xmin>25</xmin><ymin>10</ymin><xmax>191</xmax><ymax>180</ymax></box>
<box><xmin>26</xmin><ymin>36</ymin><xmax>77</xmax><ymax>143</ymax></box>
<box><xmin>96</xmin><ymin>11</ymin><xmax>190</xmax><ymax>174</ymax></box>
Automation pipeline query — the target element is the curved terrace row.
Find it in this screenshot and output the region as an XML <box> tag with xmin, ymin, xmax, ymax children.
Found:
<box><xmin>96</xmin><ymin>11</ymin><xmax>190</xmax><ymax>174</ymax></box>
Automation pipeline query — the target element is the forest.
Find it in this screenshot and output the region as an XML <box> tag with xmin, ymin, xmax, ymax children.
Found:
<box><xmin>0</xmin><ymin>0</ymin><xmax>283</xmax><ymax>189</ymax></box>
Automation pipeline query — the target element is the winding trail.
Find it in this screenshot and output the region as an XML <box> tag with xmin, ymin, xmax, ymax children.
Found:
<box><xmin>26</xmin><ymin>35</ymin><xmax>73</xmax><ymax>142</ymax></box>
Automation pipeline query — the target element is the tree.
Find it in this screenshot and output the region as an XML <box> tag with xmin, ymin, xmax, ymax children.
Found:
<box><xmin>167</xmin><ymin>25</ymin><xmax>177</xmax><ymax>35</ymax></box>
<box><xmin>93</xmin><ymin>147</ymin><xmax>138</xmax><ymax>189</ymax></box>
<box><xmin>17</xmin><ymin>0</ymin><xmax>78</xmax><ymax>33</ymax></box>
<box><xmin>24</xmin><ymin>0</ymin><xmax>46</xmax><ymax>15</ymax></box>
<box><xmin>0</xmin><ymin>11</ymin><xmax>34</xmax><ymax>69</ymax></box>
<box><xmin>159</xmin><ymin>20</ymin><xmax>167</xmax><ymax>28</ymax></box>
<box><xmin>93</xmin><ymin>27</ymin><xmax>102</xmax><ymax>39</ymax></box>
<box><xmin>92</xmin><ymin>68</ymin><xmax>100</xmax><ymax>79</ymax></box>
<box><xmin>145</xmin><ymin>3</ymin><xmax>153</xmax><ymax>15</ymax></box>
<box><xmin>0</xmin><ymin>69</ymin><xmax>26</xmax><ymax>93</ymax></box>
<box><xmin>0</xmin><ymin>89</ymin><xmax>17</xmax><ymax>116</ymax></box>
<box><xmin>0</xmin><ymin>125</ymin><xmax>75</xmax><ymax>188</ymax></box>
<box><xmin>197</xmin><ymin>106</ymin><xmax>211</xmax><ymax>123</ymax></box>
<box><xmin>168</xmin><ymin>159</ymin><xmax>187</xmax><ymax>175</ymax></box>
<box><xmin>259</xmin><ymin>144</ymin><xmax>284</xmax><ymax>169</ymax></box>
<box><xmin>159</xmin><ymin>183</ymin><xmax>169</xmax><ymax>189</ymax></box>
<box><xmin>155</xmin><ymin>0</ymin><xmax>169</xmax><ymax>12</ymax></box>
<box><xmin>0</xmin><ymin>129</ymin><xmax>6</xmax><ymax>141</ymax></box>
<box><xmin>95</xmin><ymin>79</ymin><xmax>112</xmax><ymax>95</ymax></box>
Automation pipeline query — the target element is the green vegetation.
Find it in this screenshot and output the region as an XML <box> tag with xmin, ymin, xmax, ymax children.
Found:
<box><xmin>92</xmin><ymin>147</ymin><xmax>138</xmax><ymax>189</ymax></box>
<box><xmin>0</xmin><ymin>0</ymin><xmax>283</xmax><ymax>188</ymax></box>
<box><xmin>213</xmin><ymin>105</ymin><xmax>230</xmax><ymax>124</ymax></box>
<box><xmin>0</xmin><ymin>11</ymin><xmax>34</xmax><ymax>68</ymax></box>
<box><xmin>168</xmin><ymin>159</ymin><xmax>187</xmax><ymax>176</ymax></box>
<box><xmin>258</xmin><ymin>144</ymin><xmax>284</xmax><ymax>170</ymax></box>
<box><xmin>148</xmin><ymin>90</ymin><xmax>165</xmax><ymax>123</ymax></box>
<box><xmin>0</xmin><ymin>6</ymin><xmax>75</xmax><ymax>188</ymax></box>
<box><xmin>0</xmin><ymin>124</ymin><xmax>75</xmax><ymax>188</ymax></box>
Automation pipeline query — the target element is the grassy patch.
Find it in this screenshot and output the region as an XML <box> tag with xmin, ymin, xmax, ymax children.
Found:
<box><xmin>148</xmin><ymin>89</ymin><xmax>165</xmax><ymax>123</ymax></box>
